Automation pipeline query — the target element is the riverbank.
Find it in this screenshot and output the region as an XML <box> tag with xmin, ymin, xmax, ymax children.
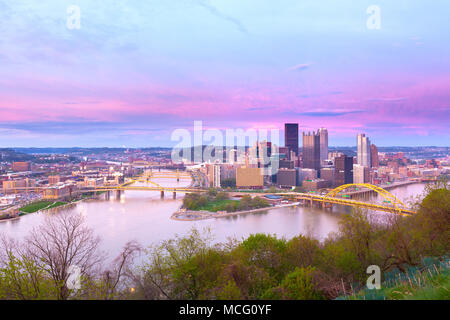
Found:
<box><xmin>171</xmin><ymin>202</ymin><xmax>301</xmax><ymax>221</ymax></box>
<box><xmin>0</xmin><ymin>192</ymin><xmax>106</xmax><ymax>222</ymax></box>
<box><xmin>20</xmin><ymin>200</ymin><xmax>67</xmax><ymax>214</ymax></box>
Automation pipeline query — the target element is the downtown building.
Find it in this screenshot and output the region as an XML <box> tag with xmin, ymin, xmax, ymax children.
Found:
<box><xmin>318</xmin><ymin>128</ymin><xmax>329</xmax><ymax>165</ymax></box>
<box><xmin>320</xmin><ymin>167</ymin><xmax>335</xmax><ymax>187</ymax></box>
<box><xmin>334</xmin><ymin>155</ymin><xmax>353</xmax><ymax>187</ymax></box>
<box><xmin>353</xmin><ymin>164</ymin><xmax>371</xmax><ymax>184</ymax></box>
<box><xmin>371</xmin><ymin>144</ymin><xmax>379</xmax><ymax>168</ymax></box>
<box><xmin>302</xmin><ymin>131</ymin><xmax>321</xmax><ymax>171</ymax></box>
<box><xmin>356</xmin><ymin>133</ymin><xmax>371</xmax><ymax>184</ymax></box>
<box><xmin>296</xmin><ymin>168</ymin><xmax>318</xmax><ymax>185</ymax></box>
<box><xmin>236</xmin><ymin>167</ymin><xmax>264</xmax><ymax>188</ymax></box>
<box><xmin>357</xmin><ymin>133</ymin><xmax>371</xmax><ymax>167</ymax></box>
<box><xmin>205</xmin><ymin>163</ymin><xmax>222</xmax><ymax>188</ymax></box>
<box><xmin>284</xmin><ymin>123</ymin><xmax>299</xmax><ymax>158</ymax></box>
<box><xmin>276</xmin><ymin>168</ymin><xmax>297</xmax><ymax>188</ymax></box>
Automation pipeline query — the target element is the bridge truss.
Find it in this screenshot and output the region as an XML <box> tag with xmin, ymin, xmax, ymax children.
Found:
<box><xmin>325</xmin><ymin>183</ymin><xmax>409</xmax><ymax>212</ymax></box>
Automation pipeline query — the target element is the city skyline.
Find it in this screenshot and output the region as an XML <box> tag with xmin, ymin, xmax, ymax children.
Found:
<box><xmin>1</xmin><ymin>1</ymin><xmax>449</xmax><ymax>147</ymax></box>
<box><xmin>0</xmin><ymin>1</ymin><xmax>448</xmax><ymax>305</ymax></box>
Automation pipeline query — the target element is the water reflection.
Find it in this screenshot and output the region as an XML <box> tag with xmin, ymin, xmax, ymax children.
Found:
<box><xmin>0</xmin><ymin>176</ymin><xmax>427</xmax><ymax>260</ymax></box>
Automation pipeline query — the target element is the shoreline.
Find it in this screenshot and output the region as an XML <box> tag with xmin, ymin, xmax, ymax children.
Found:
<box><xmin>0</xmin><ymin>193</ymin><xmax>104</xmax><ymax>223</ymax></box>
<box><xmin>0</xmin><ymin>171</ymin><xmax>193</xmax><ymax>222</ymax></box>
<box><xmin>171</xmin><ymin>202</ymin><xmax>301</xmax><ymax>221</ymax></box>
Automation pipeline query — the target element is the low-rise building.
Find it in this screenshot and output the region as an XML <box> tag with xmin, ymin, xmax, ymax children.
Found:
<box><xmin>276</xmin><ymin>169</ymin><xmax>297</xmax><ymax>188</ymax></box>
<box><xmin>236</xmin><ymin>167</ymin><xmax>264</xmax><ymax>188</ymax></box>
<box><xmin>12</xmin><ymin>162</ymin><xmax>31</xmax><ymax>172</ymax></box>
<box><xmin>2</xmin><ymin>178</ymin><xmax>37</xmax><ymax>194</ymax></box>
<box><xmin>43</xmin><ymin>183</ymin><xmax>78</xmax><ymax>200</ymax></box>
<box><xmin>302</xmin><ymin>179</ymin><xmax>330</xmax><ymax>191</ymax></box>
<box><xmin>296</xmin><ymin>168</ymin><xmax>317</xmax><ymax>185</ymax></box>
<box><xmin>320</xmin><ymin>167</ymin><xmax>335</xmax><ymax>187</ymax></box>
<box><xmin>48</xmin><ymin>175</ymin><xmax>61</xmax><ymax>185</ymax></box>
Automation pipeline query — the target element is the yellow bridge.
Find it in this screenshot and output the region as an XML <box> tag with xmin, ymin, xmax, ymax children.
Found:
<box><xmin>291</xmin><ymin>183</ymin><xmax>415</xmax><ymax>216</ymax></box>
<box><xmin>91</xmin><ymin>182</ymin><xmax>415</xmax><ymax>215</ymax></box>
<box><xmin>231</xmin><ymin>183</ymin><xmax>416</xmax><ymax>216</ymax></box>
<box><xmin>7</xmin><ymin>173</ymin><xmax>417</xmax><ymax>215</ymax></box>
<box><xmin>88</xmin><ymin>170</ymin><xmax>200</xmax><ymax>198</ymax></box>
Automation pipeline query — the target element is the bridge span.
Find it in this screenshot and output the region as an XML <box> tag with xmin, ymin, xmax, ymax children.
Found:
<box><xmin>86</xmin><ymin>183</ymin><xmax>415</xmax><ymax>215</ymax></box>
<box><xmin>7</xmin><ymin>171</ymin><xmax>417</xmax><ymax>216</ymax></box>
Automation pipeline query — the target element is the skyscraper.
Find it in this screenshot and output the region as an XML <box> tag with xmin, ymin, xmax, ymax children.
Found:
<box><xmin>284</xmin><ymin>123</ymin><xmax>299</xmax><ymax>157</ymax></box>
<box><xmin>357</xmin><ymin>133</ymin><xmax>371</xmax><ymax>167</ymax></box>
<box><xmin>318</xmin><ymin>127</ymin><xmax>328</xmax><ymax>165</ymax></box>
<box><xmin>302</xmin><ymin>131</ymin><xmax>320</xmax><ymax>171</ymax></box>
<box><xmin>334</xmin><ymin>155</ymin><xmax>353</xmax><ymax>186</ymax></box>
<box><xmin>371</xmin><ymin>144</ymin><xmax>379</xmax><ymax>168</ymax></box>
<box><xmin>248</xmin><ymin>140</ymin><xmax>272</xmax><ymax>168</ymax></box>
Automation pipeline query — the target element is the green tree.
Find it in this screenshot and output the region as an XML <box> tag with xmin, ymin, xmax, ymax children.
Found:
<box><xmin>413</xmin><ymin>187</ymin><xmax>450</xmax><ymax>256</ymax></box>
<box><xmin>337</xmin><ymin>210</ymin><xmax>383</xmax><ymax>277</ymax></box>
<box><xmin>238</xmin><ymin>195</ymin><xmax>253</xmax><ymax>210</ymax></box>
<box><xmin>251</xmin><ymin>197</ymin><xmax>270</xmax><ymax>209</ymax></box>
<box><xmin>0</xmin><ymin>253</ymin><xmax>57</xmax><ymax>300</ymax></box>
<box><xmin>262</xmin><ymin>267</ymin><xmax>325</xmax><ymax>300</ymax></box>
<box><xmin>207</xmin><ymin>188</ymin><xmax>218</xmax><ymax>197</ymax></box>
<box><xmin>239</xmin><ymin>234</ymin><xmax>288</xmax><ymax>282</ymax></box>
<box><xmin>215</xmin><ymin>191</ymin><xmax>229</xmax><ymax>201</ymax></box>
<box><xmin>215</xmin><ymin>280</ymin><xmax>242</xmax><ymax>299</ymax></box>
<box><xmin>285</xmin><ymin>235</ymin><xmax>321</xmax><ymax>268</ymax></box>
<box><xmin>138</xmin><ymin>227</ymin><xmax>219</xmax><ymax>299</ymax></box>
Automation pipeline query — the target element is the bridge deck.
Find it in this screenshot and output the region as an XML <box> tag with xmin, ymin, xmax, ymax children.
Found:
<box><xmin>7</xmin><ymin>177</ymin><xmax>417</xmax><ymax>215</ymax></box>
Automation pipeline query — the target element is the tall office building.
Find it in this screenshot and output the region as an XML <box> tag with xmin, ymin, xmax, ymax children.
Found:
<box><xmin>284</xmin><ymin>123</ymin><xmax>299</xmax><ymax>157</ymax></box>
<box><xmin>371</xmin><ymin>144</ymin><xmax>379</xmax><ymax>168</ymax></box>
<box><xmin>353</xmin><ymin>164</ymin><xmax>370</xmax><ymax>184</ymax></box>
<box><xmin>212</xmin><ymin>164</ymin><xmax>221</xmax><ymax>188</ymax></box>
<box><xmin>302</xmin><ymin>131</ymin><xmax>320</xmax><ymax>171</ymax></box>
<box><xmin>227</xmin><ymin>149</ymin><xmax>237</xmax><ymax>164</ymax></box>
<box><xmin>318</xmin><ymin>127</ymin><xmax>328</xmax><ymax>165</ymax></box>
<box><xmin>357</xmin><ymin>133</ymin><xmax>371</xmax><ymax>168</ymax></box>
<box><xmin>334</xmin><ymin>155</ymin><xmax>353</xmax><ymax>186</ymax></box>
<box><xmin>278</xmin><ymin>147</ymin><xmax>290</xmax><ymax>160</ymax></box>
<box><xmin>248</xmin><ymin>140</ymin><xmax>272</xmax><ymax>168</ymax></box>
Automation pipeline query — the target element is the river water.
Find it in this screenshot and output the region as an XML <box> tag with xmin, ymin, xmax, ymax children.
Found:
<box><xmin>0</xmin><ymin>173</ymin><xmax>427</xmax><ymax>260</ymax></box>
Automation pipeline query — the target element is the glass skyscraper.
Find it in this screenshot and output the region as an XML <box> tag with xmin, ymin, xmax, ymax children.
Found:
<box><xmin>318</xmin><ymin>127</ymin><xmax>328</xmax><ymax>165</ymax></box>
<box><xmin>357</xmin><ymin>133</ymin><xmax>371</xmax><ymax>168</ymax></box>
<box><xmin>284</xmin><ymin>123</ymin><xmax>299</xmax><ymax>157</ymax></box>
<box><xmin>302</xmin><ymin>131</ymin><xmax>321</xmax><ymax>171</ymax></box>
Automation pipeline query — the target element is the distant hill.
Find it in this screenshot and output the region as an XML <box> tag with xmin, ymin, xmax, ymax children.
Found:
<box><xmin>0</xmin><ymin>148</ymin><xmax>35</xmax><ymax>161</ymax></box>
<box><xmin>12</xmin><ymin>147</ymin><xmax>171</xmax><ymax>155</ymax></box>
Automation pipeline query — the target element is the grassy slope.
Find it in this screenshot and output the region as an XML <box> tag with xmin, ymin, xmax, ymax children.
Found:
<box><xmin>344</xmin><ymin>262</ymin><xmax>450</xmax><ymax>300</ymax></box>
<box><xmin>383</xmin><ymin>269</ymin><xmax>449</xmax><ymax>300</ymax></box>
<box><xmin>20</xmin><ymin>201</ymin><xmax>67</xmax><ymax>213</ymax></box>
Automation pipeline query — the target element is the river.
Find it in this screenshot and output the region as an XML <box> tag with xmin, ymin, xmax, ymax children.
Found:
<box><xmin>0</xmin><ymin>174</ymin><xmax>428</xmax><ymax>260</ymax></box>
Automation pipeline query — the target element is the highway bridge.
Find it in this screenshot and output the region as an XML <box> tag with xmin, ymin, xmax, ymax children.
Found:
<box><xmin>6</xmin><ymin>169</ymin><xmax>417</xmax><ymax>215</ymax></box>
<box><xmin>87</xmin><ymin>182</ymin><xmax>416</xmax><ymax>215</ymax></box>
